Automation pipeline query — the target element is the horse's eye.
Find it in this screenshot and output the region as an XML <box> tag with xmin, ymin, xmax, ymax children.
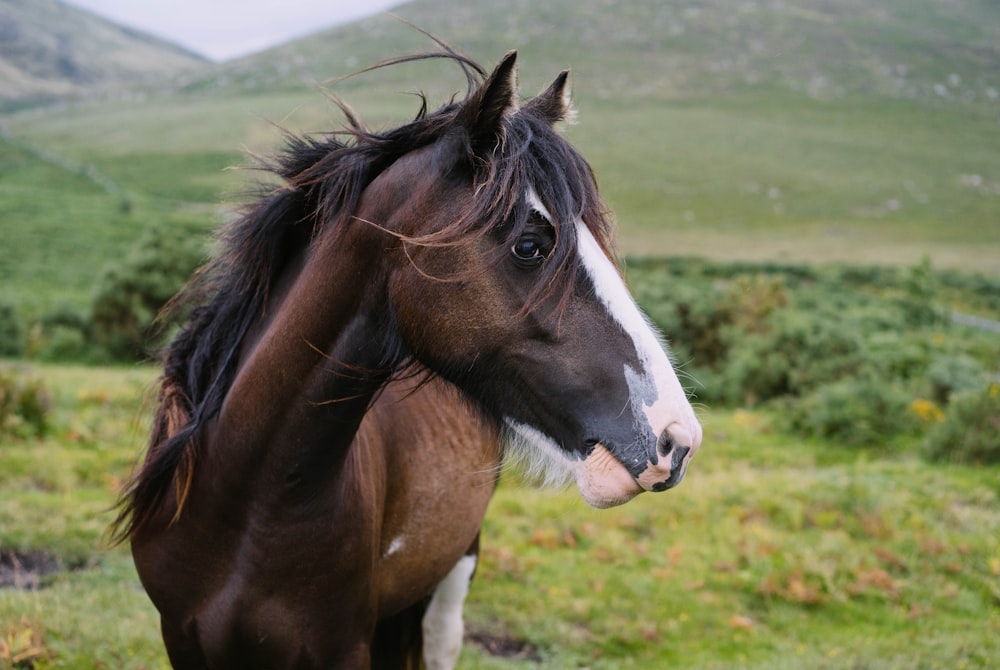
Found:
<box><xmin>512</xmin><ymin>236</ymin><xmax>543</xmax><ymax>263</ymax></box>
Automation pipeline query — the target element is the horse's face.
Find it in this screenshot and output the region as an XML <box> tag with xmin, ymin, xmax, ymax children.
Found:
<box><xmin>378</xmin><ymin>53</ymin><xmax>701</xmax><ymax>508</ymax></box>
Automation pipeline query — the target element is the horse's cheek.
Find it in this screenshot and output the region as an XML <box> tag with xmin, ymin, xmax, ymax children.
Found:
<box><xmin>391</xmin><ymin>266</ymin><xmax>503</xmax><ymax>360</ymax></box>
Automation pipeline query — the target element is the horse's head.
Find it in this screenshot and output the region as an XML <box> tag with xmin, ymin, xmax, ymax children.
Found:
<box><xmin>358</xmin><ymin>52</ymin><xmax>702</xmax><ymax>508</ymax></box>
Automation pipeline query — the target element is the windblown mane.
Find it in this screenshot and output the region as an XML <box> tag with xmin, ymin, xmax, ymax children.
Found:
<box><xmin>111</xmin><ymin>51</ymin><xmax>615</xmax><ymax>543</ymax></box>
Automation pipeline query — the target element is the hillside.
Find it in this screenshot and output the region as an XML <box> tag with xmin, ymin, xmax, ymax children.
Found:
<box><xmin>195</xmin><ymin>0</ymin><xmax>1000</xmax><ymax>108</ymax></box>
<box><xmin>1</xmin><ymin>0</ymin><xmax>999</xmax><ymax>317</ymax></box>
<box><xmin>0</xmin><ymin>0</ymin><xmax>207</xmax><ymax>111</ymax></box>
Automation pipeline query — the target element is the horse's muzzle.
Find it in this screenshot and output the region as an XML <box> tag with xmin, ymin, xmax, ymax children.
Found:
<box><xmin>635</xmin><ymin>424</ymin><xmax>699</xmax><ymax>493</ymax></box>
<box><xmin>574</xmin><ymin>423</ymin><xmax>700</xmax><ymax>508</ymax></box>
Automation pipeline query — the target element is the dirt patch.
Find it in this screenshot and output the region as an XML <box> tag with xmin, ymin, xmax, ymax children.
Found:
<box><xmin>0</xmin><ymin>549</ymin><xmax>62</xmax><ymax>590</ymax></box>
<box><xmin>467</xmin><ymin>630</ymin><xmax>542</xmax><ymax>662</ymax></box>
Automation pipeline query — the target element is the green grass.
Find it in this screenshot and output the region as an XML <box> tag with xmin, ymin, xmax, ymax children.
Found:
<box><xmin>471</xmin><ymin>413</ymin><xmax>1000</xmax><ymax>669</ymax></box>
<box><xmin>0</xmin><ymin>136</ymin><xmax>229</xmax><ymax>315</ymax></box>
<box><xmin>1</xmin><ymin>365</ymin><xmax>997</xmax><ymax>668</ymax></box>
<box><xmin>569</xmin><ymin>92</ymin><xmax>1000</xmax><ymax>271</ymax></box>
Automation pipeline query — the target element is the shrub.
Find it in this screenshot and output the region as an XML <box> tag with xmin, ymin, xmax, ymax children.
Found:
<box><xmin>0</xmin><ymin>368</ymin><xmax>51</xmax><ymax>439</ymax></box>
<box><xmin>90</xmin><ymin>224</ymin><xmax>204</xmax><ymax>361</ymax></box>
<box><xmin>633</xmin><ymin>270</ymin><xmax>789</xmax><ymax>379</ymax></box>
<box><xmin>863</xmin><ymin>331</ymin><xmax>930</xmax><ymax>381</ymax></box>
<box><xmin>716</xmin><ymin>309</ymin><xmax>865</xmax><ymax>406</ymax></box>
<box><xmin>29</xmin><ymin>306</ymin><xmax>93</xmax><ymax>362</ymax></box>
<box><xmin>924</xmin><ymin>384</ymin><xmax>1000</xmax><ymax>464</ymax></box>
<box><xmin>926</xmin><ymin>354</ymin><xmax>985</xmax><ymax>403</ymax></box>
<box><xmin>0</xmin><ymin>302</ymin><xmax>24</xmax><ymax>357</ymax></box>
<box><xmin>642</xmin><ymin>279</ymin><xmax>731</xmax><ymax>367</ymax></box>
<box><xmin>782</xmin><ymin>375</ymin><xmax>918</xmax><ymax>448</ymax></box>
<box><xmin>899</xmin><ymin>257</ymin><xmax>947</xmax><ymax>327</ymax></box>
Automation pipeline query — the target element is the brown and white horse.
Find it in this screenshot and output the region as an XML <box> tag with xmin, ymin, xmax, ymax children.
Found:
<box><xmin>113</xmin><ymin>51</ymin><xmax>702</xmax><ymax>669</ymax></box>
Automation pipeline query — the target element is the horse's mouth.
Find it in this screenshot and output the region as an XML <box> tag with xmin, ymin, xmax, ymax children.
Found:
<box><xmin>573</xmin><ymin>440</ymin><xmax>693</xmax><ymax>509</ymax></box>
<box><xmin>572</xmin><ymin>444</ymin><xmax>643</xmax><ymax>509</ymax></box>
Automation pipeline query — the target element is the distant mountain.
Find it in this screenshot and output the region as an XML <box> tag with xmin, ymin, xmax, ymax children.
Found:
<box><xmin>187</xmin><ymin>0</ymin><xmax>1000</xmax><ymax>111</ymax></box>
<box><xmin>0</xmin><ymin>0</ymin><xmax>208</xmax><ymax>110</ymax></box>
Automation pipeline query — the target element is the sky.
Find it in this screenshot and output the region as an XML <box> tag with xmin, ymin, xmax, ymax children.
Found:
<box><xmin>62</xmin><ymin>0</ymin><xmax>405</xmax><ymax>61</ymax></box>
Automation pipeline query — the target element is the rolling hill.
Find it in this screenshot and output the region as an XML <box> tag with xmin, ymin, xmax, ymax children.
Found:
<box><xmin>0</xmin><ymin>0</ymin><xmax>207</xmax><ymax>111</ymax></box>
<box><xmin>1</xmin><ymin>0</ymin><xmax>999</xmax><ymax>316</ymax></box>
<box><xmin>194</xmin><ymin>0</ymin><xmax>1000</xmax><ymax>108</ymax></box>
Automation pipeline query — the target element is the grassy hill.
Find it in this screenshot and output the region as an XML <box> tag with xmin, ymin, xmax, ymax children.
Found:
<box><xmin>206</xmin><ymin>0</ymin><xmax>1000</xmax><ymax>105</ymax></box>
<box><xmin>1</xmin><ymin>0</ymin><xmax>999</xmax><ymax>317</ymax></box>
<box><xmin>0</xmin><ymin>0</ymin><xmax>207</xmax><ymax>111</ymax></box>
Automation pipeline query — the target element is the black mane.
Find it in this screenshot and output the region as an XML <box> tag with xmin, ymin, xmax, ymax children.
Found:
<box><xmin>112</xmin><ymin>52</ymin><xmax>613</xmax><ymax>542</ymax></box>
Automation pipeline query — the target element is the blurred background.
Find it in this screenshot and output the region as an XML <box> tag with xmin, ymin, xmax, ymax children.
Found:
<box><xmin>1</xmin><ymin>0</ymin><xmax>998</xmax><ymax>667</ymax></box>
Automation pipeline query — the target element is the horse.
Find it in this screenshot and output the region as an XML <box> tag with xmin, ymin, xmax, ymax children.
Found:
<box><xmin>112</xmin><ymin>49</ymin><xmax>703</xmax><ymax>669</ymax></box>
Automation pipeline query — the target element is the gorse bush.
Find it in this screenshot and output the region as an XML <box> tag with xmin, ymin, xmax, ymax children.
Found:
<box><xmin>717</xmin><ymin>309</ymin><xmax>865</xmax><ymax>406</ymax></box>
<box><xmin>0</xmin><ymin>302</ymin><xmax>24</xmax><ymax>357</ymax></box>
<box><xmin>924</xmin><ymin>384</ymin><xmax>1000</xmax><ymax>464</ymax></box>
<box><xmin>628</xmin><ymin>258</ymin><xmax>999</xmax><ymax>450</ymax></box>
<box><xmin>90</xmin><ymin>224</ymin><xmax>204</xmax><ymax>361</ymax></box>
<box><xmin>0</xmin><ymin>367</ymin><xmax>51</xmax><ymax>439</ymax></box>
<box><xmin>926</xmin><ymin>354</ymin><xmax>986</xmax><ymax>403</ymax></box>
<box><xmin>29</xmin><ymin>306</ymin><xmax>93</xmax><ymax>362</ymax></box>
<box><xmin>633</xmin><ymin>269</ymin><xmax>788</xmax><ymax>376</ymax></box>
<box><xmin>781</xmin><ymin>375</ymin><xmax>919</xmax><ymax>448</ymax></box>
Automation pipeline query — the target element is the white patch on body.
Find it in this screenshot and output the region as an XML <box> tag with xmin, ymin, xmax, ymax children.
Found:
<box><xmin>383</xmin><ymin>535</ymin><xmax>405</xmax><ymax>559</ymax></box>
<box><xmin>422</xmin><ymin>554</ymin><xmax>477</xmax><ymax>670</ymax></box>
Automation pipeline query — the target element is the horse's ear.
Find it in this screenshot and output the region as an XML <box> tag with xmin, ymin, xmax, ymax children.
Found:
<box><xmin>458</xmin><ymin>50</ymin><xmax>518</xmax><ymax>156</ymax></box>
<box><xmin>525</xmin><ymin>70</ymin><xmax>574</xmax><ymax>125</ymax></box>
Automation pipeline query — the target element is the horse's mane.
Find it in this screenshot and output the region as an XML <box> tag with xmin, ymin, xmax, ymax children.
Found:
<box><xmin>111</xmin><ymin>51</ymin><xmax>614</xmax><ymax>543</ymax></box>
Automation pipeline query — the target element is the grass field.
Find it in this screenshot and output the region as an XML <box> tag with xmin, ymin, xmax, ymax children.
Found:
<box><xmin>1</xmin><ymin>364</ymin><xmax>997</xmax><ymax>668</ymax></box>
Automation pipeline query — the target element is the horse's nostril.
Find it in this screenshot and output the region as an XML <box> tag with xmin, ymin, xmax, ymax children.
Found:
<box><xmin>656</xmin><ymin>429</ymin><xmax>678</xmax><ymax>459</ymax></box>
<box><xmin>670</xmin><ymin>445</ymin><xmax>690</xmax><ymax>471</ymax></box>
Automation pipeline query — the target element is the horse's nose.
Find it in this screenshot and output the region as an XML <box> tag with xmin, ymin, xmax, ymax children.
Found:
<box><xmin>659</xmin><ymin>421</ymin><xmax>701</xmax><ymax>458</ymax></box>
<box><xmin>643</xmin><ymin>423</ymin><xmax>698</xmax><ymax>492</ymax></box>
<box><xmin>648</xmin><ymin>444</ymin><xmax>690</xmax><ymax>492</ymax></box>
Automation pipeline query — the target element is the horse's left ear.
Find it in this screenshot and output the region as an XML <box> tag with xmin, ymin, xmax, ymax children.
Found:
<box><xmin>524</xmin><ymin>70</ymin><xmax>574</xmax><ymax>125</ymax></box>
<box><xmin>458</xmin><ymin>50</ymin><xmax>519</xmax><ymax>156</ymax></box>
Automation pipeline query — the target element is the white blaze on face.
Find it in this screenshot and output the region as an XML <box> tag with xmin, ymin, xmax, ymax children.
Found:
<box><xmin>524</xmin><ymin>189</ymin><xmax>702</xmax><ymax>506</ymax></box>
<box><xmin>572</xmin><ymin>219</ymin><xmax>699</xmax><ymax>444</ymax></box>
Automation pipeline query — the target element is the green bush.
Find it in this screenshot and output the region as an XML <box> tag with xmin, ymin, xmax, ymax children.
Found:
<box><xmin>89</xmin><ymin>224</ymin><xmax>204</xmax><ymax>361</ymax></box>
<box><xmin>781</xmin><ymin>375</ymin><xmax>918</xmax><ymax>448</ymax></box>
<box><xmin>0</xmin><ymin>302</ymin><xmax>24</xmax><ymax>357</ymax></box>
<box><xmin>627</xmin><ymin>258</ymin><xmax>997</xmax><ymax>462</ymax></box>
<box><xmin>632</xmin><ymin>269</ymin><xmax>789</xmax><ymax>389</ymax></box>
<box><xmin>0</xmin><ymin>368</ymin><xmax>51</xmax><ymax>439</ymax></box>
<box><xmin>898</xmin><ymin>258</ymin><xmax>948</xmax><ymax>327</ymax></box>
<box><xmin>29</xmin><ymin>306</ymin><xmax>93</xmax><ymax>362</ymax></box>
<box><xmin>863</xmin><ymin>331</ymin><xmax>930</xmax><ymax>380</ymax></box>
<box><xmin>716</xmin><ymin>309</ymin><xmax>865</xmax><ymax>405</ymax></box>
<box><xmin>924</xmin><ymin>384</ymin><xmax>1000</xmax><ymax>464</ymax></box>
<box><xmin>926</xmin><ymin>354</ymin><xmax>986</xmax><ymax>404</ymax></box>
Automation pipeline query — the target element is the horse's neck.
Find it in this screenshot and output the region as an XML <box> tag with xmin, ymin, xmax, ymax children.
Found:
<box><xmin>205</xmin><ymin>230</ymin><xmax>394</xmax><ymax>497</ymax></box>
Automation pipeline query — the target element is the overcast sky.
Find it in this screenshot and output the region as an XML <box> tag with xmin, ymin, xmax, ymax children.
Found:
<box><xmin>62</xmin><ymin>0</ymin><xmax>404</xmax><ymax>61</ymax></box>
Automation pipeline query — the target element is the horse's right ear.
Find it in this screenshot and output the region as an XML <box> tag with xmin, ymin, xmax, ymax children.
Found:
<box><xmin>457</xmin><ymin>50</ymin><xmax>518</xmax><ymax>157</ymax></box>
